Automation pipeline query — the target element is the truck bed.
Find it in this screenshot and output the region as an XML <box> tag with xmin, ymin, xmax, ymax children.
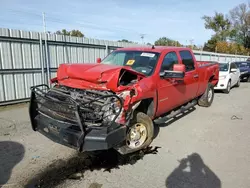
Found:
<box><xmin>196</xmin><ymin>61</ymin><xmax>219</xmax><ymax>97</ymax></box>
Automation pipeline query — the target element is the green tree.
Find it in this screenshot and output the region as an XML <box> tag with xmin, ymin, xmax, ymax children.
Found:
<box><xmin>202</xmin><ymin>12</ymin><xmax>233</xmax><ymax>41</ymax></box>
<box><xmin>229</xmin><ymin>3</ymin><xmax>250</xmax><ymax>47</ymax></box>
<box><xmin>154</xmin><ymin>37</ymin><xmax>182</xmax><ymax>46</ymax></box>
<box><xmin>203</xmin><ymin>35</ymin><xmax>220</xmax><ymax>52</ymax></box>
<box><xmin>55</xmin><ymin>29</ymin><xmax>84</xmax><ymax>37</ymax></box>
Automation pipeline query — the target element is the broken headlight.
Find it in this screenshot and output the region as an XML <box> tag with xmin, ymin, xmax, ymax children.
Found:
<box><xmin>102</xmin><ymin>90</ymin><xmax>136</xmax><ymax>123</ymax></box>
<box><xmin>102</xmin><ymin>95</ymin><xmax>123</xmax><ymax>122</ymax></box>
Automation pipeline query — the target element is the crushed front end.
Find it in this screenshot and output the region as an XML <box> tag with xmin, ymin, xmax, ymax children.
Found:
<box><xmin>29</xmin><ymin>84</ymin><xmax>127</xmax><ymax>152</ymax></box>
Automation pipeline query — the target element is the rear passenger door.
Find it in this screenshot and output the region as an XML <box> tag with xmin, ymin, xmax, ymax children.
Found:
<box><xmin>179</xmin><ymin>50</ymin><xmax>199</xmax><ymax>102</ymax></box>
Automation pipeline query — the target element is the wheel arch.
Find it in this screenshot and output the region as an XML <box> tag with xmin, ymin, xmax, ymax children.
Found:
<box><xmin>209</xmin><ymin>75</ymin><xmax>214</xmax><ymax>83</ymax></box>
<box><xmin>208</xmin><ymin>74</ymin><xmax>218</xmax><ymax>87</ymax></box>
<box><xmin>135</xmin><ymin>98</ymin><xmax>155</xmax><ymax>119</ymax></box>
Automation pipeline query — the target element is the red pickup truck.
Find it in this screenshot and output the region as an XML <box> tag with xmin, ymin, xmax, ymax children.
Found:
<box><xmin>29</xmin><ymin>46</ymin><xmax>219</xmax><ymax>155</ymax></box>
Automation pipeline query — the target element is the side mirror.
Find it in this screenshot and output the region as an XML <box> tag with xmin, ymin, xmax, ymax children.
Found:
<box><xmin>230</xmin><ymin>68</ymin><xmax>237</xmax><ymax>72</ymax></box>
<box><xmin>96</xmin><ymin>58</ymin><xmax>102</xmax><ymax>64</ymax></box>
<box><xmin>160</xmin><ymin>64</ymin><xmax>185</xmax><ymax>79</ymax></box>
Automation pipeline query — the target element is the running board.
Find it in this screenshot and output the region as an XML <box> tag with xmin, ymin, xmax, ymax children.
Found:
<box><xmin>154</xmin><ymin>100</ymin><xmax>197</xmax><ymax>124</ymax></box>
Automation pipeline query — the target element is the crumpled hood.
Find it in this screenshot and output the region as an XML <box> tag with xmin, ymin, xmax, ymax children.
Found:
<box><xmin>55</xmin><ymin>63</ymin><xmax>145</xmax><ymax>91</ymax></box>
<box><xmin>57</xmin><ymin>63</ymin><xmax>119</xmax><ymax>82</ymax></box>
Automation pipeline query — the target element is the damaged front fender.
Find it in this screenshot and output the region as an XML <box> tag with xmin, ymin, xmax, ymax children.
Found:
<box><xmin>116</xmin><ymin>89</ymin><xmax>143</xmax><ymax>125</ymax></box>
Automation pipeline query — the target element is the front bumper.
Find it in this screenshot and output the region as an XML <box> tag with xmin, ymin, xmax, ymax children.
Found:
<box><xmin>29</xmin><ymin>84</ymin><xmax>126</xmax><ymax>152</ymax></box>
<box><xmin>214</xmin><ymin>79</ymin><xmax>227</xmax><ymax>90</ymax></box>
<box><xmin>240</xmin><ymin>71</ymin><xmax>250</xmax><ymax>80</ymax></box>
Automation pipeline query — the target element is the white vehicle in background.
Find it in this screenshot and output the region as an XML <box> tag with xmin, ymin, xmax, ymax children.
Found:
<box><xmin>214</xmin><ymin>61</ymin><xmax>241</xmax><ymax>93</ymax></box>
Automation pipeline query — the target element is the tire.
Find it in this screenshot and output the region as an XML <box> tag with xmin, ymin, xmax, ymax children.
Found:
<box><xmin>235</xmin><ymin>78</ymin><xmax>240</xmax><ymax>87</ymax></box>
<box><xmin>223</xmin><ymin>80</ymin><xmax>231</xmax><ymax>94</ymax></box>
<box><xmin>116</xmin><ymin>111</ymin><xmax>154</xmax><ymax>155</ymax></box>
<box><xmin>198</xmin><ymin>82</ymin><xmax>214</xmax><ymax>107</ymax></box>
<box><xmin>247</xmin><ymin>76</ymin><xmax>250</xmax><ymax>82</ymax></box>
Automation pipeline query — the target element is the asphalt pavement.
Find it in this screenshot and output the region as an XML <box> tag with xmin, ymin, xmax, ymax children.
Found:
<box><xmin>1</xmin><ymin>83</ymin><xmax>250</xmax><ymax>188</ymax></box>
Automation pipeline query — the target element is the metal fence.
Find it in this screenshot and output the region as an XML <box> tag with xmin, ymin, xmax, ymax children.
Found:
<box><xmin>193</xmin><ymin>50</ymin><xmax>249</xmax><ymax>62</ymax></box>
<box><xmin>0</xmin><ymin>28</ymin><xmax>249</xmax><ymax>105</ymax></box>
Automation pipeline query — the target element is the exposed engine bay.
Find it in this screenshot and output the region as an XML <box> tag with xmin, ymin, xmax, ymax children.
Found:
<box><xmin>34</xmin><ymin>85</ymin><xmax>124</xmax><ymax>128</ymax></box>
<box><xmin>118</xmin><ymin>69</ymin><xmax>139</xmax><ymax>86</ymax></box>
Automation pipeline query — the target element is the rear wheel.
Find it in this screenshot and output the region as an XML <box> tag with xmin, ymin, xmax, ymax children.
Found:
<box><xmin>247</xmin><ymin>76</ymin><xmax>250</xmax><ymax>82</ymax></box>
<box><xmin>116</xmin><ymin>111</ymin><xmax>154</xmax><ymax>155</ymax></box>
<box><xmin>223</xmin><ymin>80</ymin><xmax>231</xmax><ymax>94</ymax></box>
<box><xmin>198</xmin><ymin>82</ymin><xmax>214</xmax><ymax>107</ymax></box>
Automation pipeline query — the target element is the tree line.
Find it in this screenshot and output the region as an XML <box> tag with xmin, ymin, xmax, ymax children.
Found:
<box><xmin>202</xmin><ymin>2</ymin><xmax>250</xmax><ymax>55</ymax></box>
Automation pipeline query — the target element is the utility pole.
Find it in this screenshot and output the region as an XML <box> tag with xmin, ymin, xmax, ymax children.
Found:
<box><xmin>42</xmin><ymin>12</ymin><xmax>50</xmax><ymax>86</ymax></box>
<box><xmin>140</xmin><ymin>34</ymin><xmax>145</xmax><ymax>44</ymax></box>
<box><xmin>189</xmin><ymin>38</ymin><xmax>194</xmax><ymax>49</ymax></box>
<box><xmin>42</xmin><ymin>12</ymin><xmax>46</xmax><ymax>33</ymax></box>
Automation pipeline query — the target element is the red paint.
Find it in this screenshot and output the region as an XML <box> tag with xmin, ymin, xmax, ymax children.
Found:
<box><xmin>96</xmin><ymin>58</ymin><xmax>102</xmax><ymax>63</ymax></box>
<box><xmin>56</xmin><ymin>63</ymin><xmax>145</xmax><ymax>92</ymax></box>
<box><xmin>52</xmin><ymin>46</ymin><xmax>219</xmax><ymax>120</ymax></box>
<box><xmin>173</xmin><ymin>64</ymin><xmax>185</xmax><ymax>72</ymax></box>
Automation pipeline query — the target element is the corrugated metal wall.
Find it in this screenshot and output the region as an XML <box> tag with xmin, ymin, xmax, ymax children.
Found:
<box><xmin>193</xmin><ymin>50</ymin><xmax>248</xmax><ymax>62</ymax></box>
<box><xmin>0</xmin><ymin>28</ymin><xmax>249</xmax><ymax>105</ymax></box>
<box><xmin>0</xmin><ymin>28</ymin><xmax>141</xmax><ymax>105</ymax></box>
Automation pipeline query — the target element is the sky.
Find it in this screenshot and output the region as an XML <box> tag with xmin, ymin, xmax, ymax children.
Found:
<box><xmin>0</xmin><ymin>0</ymin><xmax>247</xmax><ymax>46</ymax></box>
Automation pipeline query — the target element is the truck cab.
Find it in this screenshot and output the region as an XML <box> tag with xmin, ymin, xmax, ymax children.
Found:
<box><xmin>100</xmin><ymin>47</ymin><xmax>218</xmax><ymax>117</ymax></box>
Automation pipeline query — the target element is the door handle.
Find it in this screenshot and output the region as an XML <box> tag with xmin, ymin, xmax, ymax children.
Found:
<box><xmin>193</xmin><ymin>74</ymin><xmax>199</xmax><ymax>78</ymax></box>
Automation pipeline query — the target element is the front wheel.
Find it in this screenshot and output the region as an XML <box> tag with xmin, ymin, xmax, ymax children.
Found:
<box><xmin>235</xmin><ymin>78</ymin><xmax>240</xmax><ymax>87</ymax></box>
<box><xmin>223</xmin><ymin>80</ymin><xmax>231</xmax><ymax>94</ymax></box>
<box><xmin>198</xmin><ymin>82</ymin><xmax>214</xmax><ymax>107</ymax></box>
<box><xmin>116</xmin><ymin>112</ymin><xmax>154</xmax><ymax>155</ymax></box>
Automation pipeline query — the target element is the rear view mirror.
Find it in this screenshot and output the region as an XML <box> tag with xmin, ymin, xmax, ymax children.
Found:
<box><xmin>160</xmin><ymin>64</ymin><xmax>185</xmax><ymax>79</ymax></box>
<box><xmin>96</xmin><ymin>58</ymin><xmax>102</xmax><ymax>63</ymax></box>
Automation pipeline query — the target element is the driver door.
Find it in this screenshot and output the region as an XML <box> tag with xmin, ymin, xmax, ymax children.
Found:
<box><xmin>156</xmin><ymin>51</ymin><xmax>186</xmax><ymax>116</ymax></box>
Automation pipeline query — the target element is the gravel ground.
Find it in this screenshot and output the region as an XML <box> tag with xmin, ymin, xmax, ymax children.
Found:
<box><xmin>1</xmin><ymin>83</ymin><xmax>250</xmax><ymax>188</ymax></box>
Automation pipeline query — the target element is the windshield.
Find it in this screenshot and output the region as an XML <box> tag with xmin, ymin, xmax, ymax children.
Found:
<box><xmin>101</xmin><ymin>50</ymin><xmax>160</xmax><ymax>76</ymax></box>
<box><xmin>219</xmin><ymin>63</ymin><xmax>229</xmax><ymax>71</ymax></box>
<box><xmin>235</xmin><ymin>62</ymin><xmax>250</xmax><ymax>68</ymax></box>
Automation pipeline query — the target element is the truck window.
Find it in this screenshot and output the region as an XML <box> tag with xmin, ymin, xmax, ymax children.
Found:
<box><xmin>160</xmin><ymin>52</ymin><xmax>178</xmax><ymax>72</ymax></box>
<box><xmin>179</xmin><ymin>50</ymin><xmax>195</xmax><ymax>71</ymax></box>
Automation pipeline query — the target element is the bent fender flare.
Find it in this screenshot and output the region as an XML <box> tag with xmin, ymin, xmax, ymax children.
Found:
<box><xmin>125</xmin><ymin>100</ymin><xmax>142</xmax><ymax>126</ymax></box>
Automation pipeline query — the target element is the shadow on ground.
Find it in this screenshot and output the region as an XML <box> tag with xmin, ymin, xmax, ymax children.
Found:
<box><xmin>166</xmin><ymin>153</ymin><xmax>221</xmax><ymax>188</ymax></box>
<box><xmin>25</xmin><ymin>146</ymin><xmax>161</xmax><ymax>188</ymax></box>
<box><xmin>0</xmin><ymin>141</ymin><xmax>25</xmax><ymax>187</ymax></box>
